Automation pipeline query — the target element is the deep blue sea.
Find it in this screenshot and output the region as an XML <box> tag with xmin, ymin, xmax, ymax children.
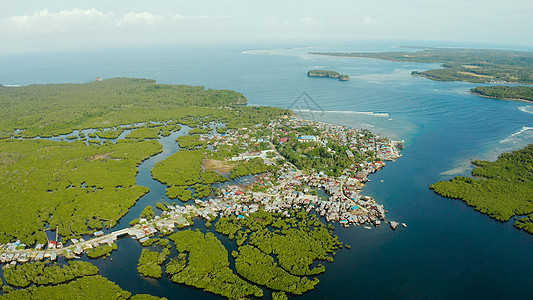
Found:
<box><xmin>1</xmin><ymin>41</ymin><xmax>532</xmax><ymax>299</ymax></box>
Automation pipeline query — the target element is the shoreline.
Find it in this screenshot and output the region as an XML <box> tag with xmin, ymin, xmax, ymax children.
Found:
<box><xmin>469</xmin><ymin>91</ymin><xmax>533</xmax><ymax>103</ymax></box>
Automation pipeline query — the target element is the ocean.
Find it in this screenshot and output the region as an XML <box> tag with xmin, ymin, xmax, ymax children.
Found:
<box><xmin>0</xmin><ymin>41</ymin><xmax>532</xmax><ymax>299</ymax></box>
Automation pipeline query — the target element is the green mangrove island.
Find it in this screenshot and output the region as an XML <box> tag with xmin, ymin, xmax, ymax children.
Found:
<box><xmin>307</xmin><ymin>70</ymin><xmax>349</xmax><ymax>81</ymax></box>
<box><xmin>311</xmin><ymin>47</ymin><xmax>533</xmax><ymax>101</ymax></box>
<box><xmin>430</xmin><ymin>144</ymin><xmax>533</xmax><ymax>234</ymax></box>
<box><xmin>1</xmin><ymin>260</ymin><xmax>165</xmax><ymax>299</ymax></box>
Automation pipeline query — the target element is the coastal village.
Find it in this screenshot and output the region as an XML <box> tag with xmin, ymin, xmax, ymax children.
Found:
<box><xmin>0</xmin><ymin>116</ymin><xmax>404</xmax><ymax>267</ymax></box>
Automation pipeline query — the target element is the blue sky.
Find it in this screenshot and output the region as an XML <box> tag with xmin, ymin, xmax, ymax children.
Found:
<box><xmin>1</xmin><ymin>0</ymin><xmax>532</xmax><ymax>53</ymax></box>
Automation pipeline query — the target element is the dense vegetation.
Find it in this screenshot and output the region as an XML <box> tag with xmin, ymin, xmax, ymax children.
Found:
<box><xmin>3</xmin><ymin>261</ymin><xmax>98</xmax><ymax>288</ymax></box>
<box><xmin>430</xmin><ymin>144</ymin><xmax>533</xmax><ymax>233</ymax></box>
<box><xmin>215</xmin><ymin>210</ymin><xmax>343</xmax><ymax>295</ymax></box>
<box><xmin>1</xmin><ymin>275</ymin><xmax>164</xmax><ymax>299</ymax></box>
<box><xmin>140</xmin><ymin>205</ymin><xmax>155</xmax><ymax>220</ymax></box>
<box><xmin>0</xmin><ymin>139</ymin><xmax>162</xmax><ymax>245</ymax></box>
<box><xmin>276</xmin><ymin>138</ymin><xmax>358</xmax><ymax>176</ymax></box>
<box><xmin>168</xmin><ymin>230</ymin><xmax>263</xmax><ymax>299</ymax></box>
<box><xmin>471</xmin><ymin>86</ymin><xmax>533</xmax><ymax>102</ymax></box>
<box><xmin>152</xmin><ymin>150</ymin><xmax>227</xmax><ymax>201</ymax></box>
<box><xmin>312</xmin><ymin>48</ymin><xmax>533</xmax><ymax>84</ymax></box>
<box><xmin>0</xmin><ymin>78</ymin><xmax>292</xmax><ymax>139</ymax></box>
<box><xmin>514</xmin><ymin>214</ymin><xmax>533</xmax><ymax>233</ymax></box>
<box><xmin>166</xmin><ymin>185</ymin><xmax>193</xmax><ymax>201</ymax></box>
<box><xmin>87</xmin><ymin>243</ymin><xmax>118</xmax><ymax>258</ymax></box>
<box><xmin>188</xmin><ymin>128</ymin><xmax>211</xmax><ymax>135</ymax></box>
<box><xmin>165</xmin><ymin>253</ymin><xmax>188</xmax><ymax>275</ymax></box>
<box><xmin>273</xmin><ymin>291</ymin><xmax>288</xmax><ymax>300</ymax></box>
<box><xmin>307</xmin><ymin>70</ymin><xmax>349</xmax><ymax>81</ymax></box>
<box><xmin>176</xmin><ymin>135</ymin><xmax>208</xmax><ymax>150</ymax></box>
<box><xmin>0</xmin><ymin>78</ymin><xmax>249</xmax><ymax>137</ymax></box>
<box><xmin>137</xmin><ymin>248</ymin><xmax>170</xmax><ymax>278</ymax></box>
<box><xmin>234</xmin><ymin>245</ymin><xmax>318</xmax><ymax>294</ymax></box>
<box><xmin>96</xmin><ymin>129</ymin><xmax>124</xmax><ymax>139</ymax></box>
<box><xmin>229</xmin><ymin>158</ymin><xmax>276</xmax><ymax>179</ymax></box>
<box><xmin>126</xmin><ymin>127</ymin><xmax>162</xmax><ymax>140</ymax></box>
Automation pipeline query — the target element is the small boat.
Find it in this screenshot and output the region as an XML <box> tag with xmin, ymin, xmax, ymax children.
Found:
<box><xmin>364</xmin><ymin>226</ymin><xmax>372</xmax><ymax>230</ymax></box>
<box><xmin>390</xmin><ymin>221</ymin><xmax>399</xmax><ymax>230</ymax></box>
<box><xmin>401</xmin><ymin>223</ymin><xmax>407</xmax><ymax>228</ymax></box>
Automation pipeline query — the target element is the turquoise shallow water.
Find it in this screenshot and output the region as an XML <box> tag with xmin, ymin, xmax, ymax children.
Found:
<box><xmin>0</xmin><ymin>42</ymin><xmax>532</xmax><ymax>299</ymax></box>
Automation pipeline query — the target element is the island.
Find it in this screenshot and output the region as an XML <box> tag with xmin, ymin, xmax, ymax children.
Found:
<box><xmin>307</xmin><ymin>70</ymin><xmax>349</xmax><ymax>81</ymax></box>
<box><xmin>430</xmin><ymin>144</ymin><xmax>533</xmax><ymax>234</ymax></box>
<box><xmin>310</xmin><ymin>47</ymin><xmax>533</xmax><ymax>101</ymax></box>
<box><xmin>0</xmin><ymin>78</ymin><xmax>403</xmax><ymax>299</ymax></box>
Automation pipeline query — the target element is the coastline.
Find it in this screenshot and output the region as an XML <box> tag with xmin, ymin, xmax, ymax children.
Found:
<box><xmin>470</xmin><ymin>91</ymin><xmax>533</xmax><ymax>103</ymax></box>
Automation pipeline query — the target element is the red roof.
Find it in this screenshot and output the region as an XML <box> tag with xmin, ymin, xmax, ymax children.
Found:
<box><xmin>279</xmin><ymin>137</ymin><xmax>288</xmax><ymax>143</ymax></box>
<box><xmin>235</xmin><ymin>191</ymin><xmax>245</xmax><ymax>195</ymax></box>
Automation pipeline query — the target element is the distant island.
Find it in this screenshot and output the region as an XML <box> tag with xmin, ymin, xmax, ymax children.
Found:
<box><xmin>307</xmin><ymin>70</ymin><xmax>349</xmax><ymax>81</ymax></box>
<box><xmin>310</xmin><ymin>47</ymin><xmax>533</xmax><ymax>101</ymax></box>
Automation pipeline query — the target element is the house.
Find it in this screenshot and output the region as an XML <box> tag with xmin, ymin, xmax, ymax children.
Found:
<box><xmin>346</xmin><ymin>150</ymin><xmax>354</xmax><ymax>158</ymax></box>
<box><xmin>48</xmin><ymin>241</ymin><xmax>57</xmax><ymax>250</ymax></box>
<box><xmin>279</xmin><ymin>137</ymin><xmax>288</xmax><ymax>143</ymax></box>
<box><xmin>298</xmin><ymin>135</ymin><xmax>317</xmax><ymax>142</ymax></box>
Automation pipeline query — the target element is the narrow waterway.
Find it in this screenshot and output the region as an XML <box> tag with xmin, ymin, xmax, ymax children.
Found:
<box><xmin>113</xmin><ymin>127</ymin><xmax>190</xmax><ymax>229</ymax></box>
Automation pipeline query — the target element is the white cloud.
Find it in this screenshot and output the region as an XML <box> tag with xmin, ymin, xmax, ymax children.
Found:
<box><xmin>117</xmin><ymin>12</ymin><xmax>164</xmax><ymax>26</ymax></box>
<box><xmin>300</xmin><ymin>17</ymin><xmax>321</xmax><ymax>26</ymax></box>
<box><xmin>170</xmin><ymin>14</ymin><xmax>210</xmax><ymax>21</ymax></box>
<box><xmin>116</xmin><ymin>12</ymin><xmax>211</xmax><ymax>27</ymax></box>
<box><xmin>363</xmin><ymin>16</ymin><xmax>378</xmax><ymax>27</ymax></box>
<box><xmin>0</xmin><ymin>9</ymin><xmax>213</xmax><ymax>34</ymax></box>
<box><xmin>1</xmin><ymin>8</ymin><xmax>114</xmax><ymax>33</ymax></box>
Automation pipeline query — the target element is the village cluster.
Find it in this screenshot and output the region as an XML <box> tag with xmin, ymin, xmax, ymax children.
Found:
<box><xmin>1</xmin><ymin>117</ymin><xmax>404</xmax><ymax>267</ymax></box>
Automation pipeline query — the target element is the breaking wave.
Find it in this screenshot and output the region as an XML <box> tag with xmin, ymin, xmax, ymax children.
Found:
<box><xmin>292</xmin><ymin>109</ymin><xmax>390</xmax><ymax>118</ymax></box>
<box><xmin>518</xmin><ymin>106</ymin><xmax>533</xmax><ymax>114</ymax></box>
<box><xmin>321</xmin><ymin>110</ymin><xmax>390</xmax><ymax>118</ymax></box>
<box><xmin>499</xmin><ymin>126</ymin><xmax>533</xmax><ymax>144</ymax></box>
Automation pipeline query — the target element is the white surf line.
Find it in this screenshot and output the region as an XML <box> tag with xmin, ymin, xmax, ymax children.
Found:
<box><xmin>518</xmin><ymin>106</ymin><xmax>533</xmax><ymax>114</ymax></box>
<box><xmin>510</xmin><ymin>126</ymin><xmax>533</xmax><ymax>137</ymax></box>
<box><xmin>499</xmin><ymin>126</ymin><xmax>533</xmax><ymax>143</ymax></box>
<box><xmin>292</xmin><ymin>109</ymin><xmax>390</xmax><ymax>118</ymax></box>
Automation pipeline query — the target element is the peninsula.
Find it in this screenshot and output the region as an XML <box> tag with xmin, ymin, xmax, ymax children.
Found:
<box><xmin>307</xmin><ymin>70</ymin><xmax>349</xmax><ymax>81</ymax></box>
<box><xmin>0</xmin><ymin>78</ymin><xmax>403</xmax><ymax>299</ymax></box>
<box><xmin>470</xmin><ymin>86</ymin><xmax>533</xmax><ymax>103</ymax></box>
<box><xmin>310</xmin><ymin>47</ymin><xmax>533</xmax><ymax>101</ymax></box>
